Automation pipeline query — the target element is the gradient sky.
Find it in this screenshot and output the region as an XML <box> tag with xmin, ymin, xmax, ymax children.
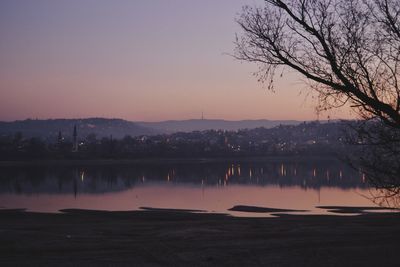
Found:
<box><xmin>0</xmin><ymin>0</ymin><xmax>354</xmax><ymax>122</ymax></box>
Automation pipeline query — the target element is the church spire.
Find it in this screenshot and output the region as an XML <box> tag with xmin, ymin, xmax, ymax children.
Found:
<box><xmin>72</xmin><ymin>125</ymin><xmax>78</xmax><ymax>152</ymax></box>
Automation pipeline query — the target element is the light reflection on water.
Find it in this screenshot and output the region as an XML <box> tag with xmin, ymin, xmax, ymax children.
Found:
<box><xmin>0</xmin><ymin>160</ymin><xmax>378</xmax><ymax>216</ymax></box>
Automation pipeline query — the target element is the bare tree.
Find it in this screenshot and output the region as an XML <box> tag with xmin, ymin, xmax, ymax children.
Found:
<box><xmin>235</xmin><ymin>0</ymin><xmax>400</xmax><ymax>196</ymax></box>
<box><xmin>236</xmin><ymin>0</ymin><xmax>400</xmax><ymax>126</ymax></box>
<box><xmin>347</xmin><ymin>120</ymin><xmax>400</xmax><ymax>196</ymax></box>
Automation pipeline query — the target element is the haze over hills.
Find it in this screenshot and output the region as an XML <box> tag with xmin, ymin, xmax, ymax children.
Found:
<box><xmin>137</xmin><ymin>119</ymin><xmax>303</xmax><ymax>133</ymax></box>
<box><xmin>0</xmin><ymin>118</ymin><xmax>307</xmax><ymax>140</ymax></box>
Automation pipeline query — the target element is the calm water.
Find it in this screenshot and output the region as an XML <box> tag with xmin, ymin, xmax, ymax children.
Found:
<box><xmin>0</xmin><ymin>160</ymin><xmax>380</xmax><ymax>216</ymax></box>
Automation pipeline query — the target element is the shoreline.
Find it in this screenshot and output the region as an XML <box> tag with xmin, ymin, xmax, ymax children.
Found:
<box><xmin>0</xmin><ymin>155</ymin><xmax>341</xmax><ymax>167</ymax></box>
<box><xmin>1</xmin><ymin>208</ymin><xmax>399</xmax><ymax>266</ymax></box>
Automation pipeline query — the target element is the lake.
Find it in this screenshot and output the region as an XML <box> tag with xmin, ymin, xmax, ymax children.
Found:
<box><xmin>0</xmin><ymin>159</ymin><xmax>383</xmax><ymax>216</ymax></box>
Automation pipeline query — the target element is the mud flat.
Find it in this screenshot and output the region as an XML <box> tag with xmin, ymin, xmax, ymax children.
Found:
<box><xmin>0</xmin><ymin>208</ymin><xmax>399</xmax><ymax>266</ymax></box>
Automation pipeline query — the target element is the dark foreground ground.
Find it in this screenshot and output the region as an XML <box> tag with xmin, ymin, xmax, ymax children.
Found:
<box><xmin>0</xmin><ymin>209</ymin><xmax>399</xmax><ymax>267</ymax></box>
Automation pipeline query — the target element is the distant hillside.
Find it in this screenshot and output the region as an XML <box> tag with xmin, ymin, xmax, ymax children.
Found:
<box><xmin>0</xmin><ymin>118</ymin><xmax>158</xmax><ymax>140</ymax></box>
<box><xmin>0</xmin><ymin>120</ymin><xmax>355</xmax><ymax>161</ymax></box>
<box><xmin>137</xmin><ymin>119</ymin><xmax>302</xmax><ymax>133</ymax></box>
<box><xmin>0</xmin><ymin>118</ymin><xmax>320</xmax><ymax>141</ymax></box>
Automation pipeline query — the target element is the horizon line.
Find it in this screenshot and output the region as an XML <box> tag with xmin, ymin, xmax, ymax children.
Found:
<box><xmin>0</xmin><ymin>116</ymin><xmax>352</xmax><ymax>123</ymax></box>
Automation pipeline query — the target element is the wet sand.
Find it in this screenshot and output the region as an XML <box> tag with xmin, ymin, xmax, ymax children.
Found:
<box><xmin>228</xmin><ymin>205</ymin><xmax>308</xmax><ymax>213</ymax></box>
<box><xmin>1</xmin><ymin>208</ymin><xmax>399</xmax><ymax>266</ymax></box>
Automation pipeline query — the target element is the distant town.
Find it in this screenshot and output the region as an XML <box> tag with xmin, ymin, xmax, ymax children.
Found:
<box><xmin>0</xmin><ymin>119</ymin><xmax>353</xmax><ymax>160</ymax></box>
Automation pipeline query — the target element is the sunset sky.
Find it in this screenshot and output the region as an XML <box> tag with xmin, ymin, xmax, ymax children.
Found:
<box><xmin>0</xmin><ymin>0</ymin><xmax>354</xmax><ymax>122</ymax></box>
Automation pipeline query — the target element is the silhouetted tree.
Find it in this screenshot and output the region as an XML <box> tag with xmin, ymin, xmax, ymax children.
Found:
<box><xmin>235</xmin><ymin>0</ymin><xmax>400</xmax><ymax>196</ymax></box>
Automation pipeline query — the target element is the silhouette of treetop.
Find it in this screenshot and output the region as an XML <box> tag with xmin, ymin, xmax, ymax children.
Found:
<box><xmin>235</xmin><ymin>0</ymin><xmax>400</xmax><ymax>128</ymax></box>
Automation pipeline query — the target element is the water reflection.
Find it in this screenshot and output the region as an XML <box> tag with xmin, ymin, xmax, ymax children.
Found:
<box><xmin>0</xmin><ymin>161</ymin><xmax>366</xmax><ymax>195</ymax></box>
<box><xmin>0</xmin><ymin>160</ymin><xmax>374</xmax><ymax>215</ymax></box>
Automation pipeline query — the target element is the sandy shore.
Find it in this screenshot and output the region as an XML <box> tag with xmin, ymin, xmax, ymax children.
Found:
<box><xmin>0</xmin><ymin>208</ymin><xmax>399</xmax><ymax>266</ymax></box>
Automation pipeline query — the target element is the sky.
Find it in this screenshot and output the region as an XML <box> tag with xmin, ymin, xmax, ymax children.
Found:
<box><xmin>0</xmin><ymin>0</ymin><xmax>354</xmax><ymax>122</ymax></box>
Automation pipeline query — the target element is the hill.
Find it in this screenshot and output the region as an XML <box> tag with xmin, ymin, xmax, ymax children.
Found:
<box><xmin>0</xmin><ymin>118</ymin><xmax>158</xmax><ymax>141</ymax></box>
<box><xmin>0</xmin><ymin>118</ymin><xmax>321</xmax><ymax>141</ymax></box>
<box><xmin>137</xmin><ymin>119</ymin><xmax>302</xmax><ymax>133</ymax></box>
